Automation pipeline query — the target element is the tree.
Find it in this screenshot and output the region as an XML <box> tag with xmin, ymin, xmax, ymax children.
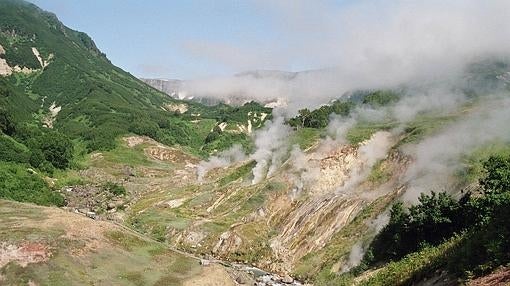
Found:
<box><xmin>0</xmin><ymin>107</ymin><xmax>15</xmax><ymax>136</ymax></box>
<box><xmin>362</xmin><ymin>90</ymin><xmax>400</xmax><ymax>107</ymax></box>
<box><xmin>364</xmin><ymin>192</ymin><xmax>466</xmax><ymax>265</ymax></box>
<box><xmin>480</xmin><ymin>155</ymin><xmax>510</xmax><ymax>194</ymax></box>
<box><xmin>129</xmin><ymin>119</ymin><xmax>159</xmax><ymax>138</ymax></box>
<box><xmin>29</xmin><ymin>148</ymin><xmax>45</xmax><ymax>168</ymax></box>
<box><xmin>298</xmin><ymin>108</ymin><xmax>311</xmax><ymax>127</ymax></box>
<box><xmin>39</xmin><ymin>131</ymin><xmax>74</xmax><ymax>169</ymax></box>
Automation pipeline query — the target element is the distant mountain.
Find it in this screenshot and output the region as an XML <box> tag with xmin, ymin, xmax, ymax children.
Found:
<box><xmin>140</xmin><ymin>78</ymin><xmax>184</xmax><ymax>99</ymax></box>
<box><xmin>234</xmin><ymin>69</ymin><xmax>299</xmax><ymax>80</ymax></box>
<box><xmin>141</xmin><ymin>70</ymin><xmax>298</xmax><ymax>107</ymax></box>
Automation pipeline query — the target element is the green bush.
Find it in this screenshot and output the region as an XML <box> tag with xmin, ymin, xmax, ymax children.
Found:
<box><xmin>0</xmin><ymin>135</ymin><xmax>30</xmax><ymax>163</ymax></box>
<box><xmin>447</xmin><ymin>155</ymin><xmax>510</xmax><ymax>276</ymax></box>
<box><xmin>365</xmin><ymin>192</ymin><xmax>467</xmax><ymax>265</ymax></box>
<box><xmin>0</xmin><ymin>161</ymin><xmax>64</xmax><ymax>206</ymax></box>
<box><xmin>363</xmin><ymin>154</ymin><xmax>510</xmax><ymax>279</ymax></box>
<box><xmin>202</xmin><ymin>132</ymin><xmax>252</xmax><ymax>154</ymax></box>
<box><xmin>38</xmin><ymin>131</ymin><xmax>74</xmax><ymax>169</ymax></box>
<box><xmin>289</xmin><ymin>100</ymin><xmax>354</xmax><ymax>129</ymax></box>
<box><xmin>362</xmin><ymin>90</ymin><xmax>400</xmax><ymax>107</ymax></box>
<box><xmin>0</xmin><ymin>107</ymin><xmax>16</xmax><ymax>136</ymax></box>
<box><xmin>103</xmin><ymin>182</ymin><xmax>126</xmax><ymax>196</ymax></box>
<box><xmin>479</xmin><ymin>155</ymin><xmax>510</xmax><ymax>194</ymax></box>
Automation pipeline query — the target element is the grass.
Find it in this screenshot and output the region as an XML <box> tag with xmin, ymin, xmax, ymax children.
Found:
<box><xmin>360</xmin><ymin>235</ymin><xmax>463</xmax><ymax>286</ymax></box>
<box><xmin>100</xmin><ymin>140</ymin><xmax>152</xmax><ymax>167</ymax></box>
<box><xmin>290</xmin><ymin>127</ymin><xmax>322</xmax><ymax>149</ymax></box>
<box><xmin>0</xmin><ymin>200</ymin><xmax>203</xmax><ymax>286</ymax></box>
<box><xmin>52</xmin><ymin>169</ymin><xmax>87</xmax><ymax>189</ymax></box>
<box><xmin>460</xmin><ymin>142</ymin><xmax>510</xmax><ymax>183</ymax></box>
<box><xmin>367</xmin><ymin>160</ymin><xmax>391</xmax><ymax>185</ymax></box>
<box><xmin>217</xmin><ymin>160</ymin><xmax>256</xmax><ymax>186</ymax></box>
<box><xmin>397</xmin><ymin>114</ymin><xmax>457</xmax><ymax>146</ymax></box>
<box><xmin>129</xmin><ymin>208</ymin><xmax>191</xmax><ymax>239</ymax></box>
<box><xmin>193</xmin><ymin>118</ymin><xmax>217</xmax><ymax>139</ymax></box>
<box><xmin>346</xmin><ymin>122</ymin><xmax>396</xmax><ymax>145</ymax></box>
<box><xmin>311</xmin><ymin>235</ymin><xmax>463</xmax><ymax>286</ymax></box>
<box><xmin>105</xmin><ymin>230</ymin><xmax>150</xmax><ymax>250</ymax></box>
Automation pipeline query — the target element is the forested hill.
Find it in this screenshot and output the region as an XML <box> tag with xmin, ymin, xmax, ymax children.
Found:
<box><xmin>0</xmin><ymin>0</ymin><xmax>180</xmax><ymax>148</ymax></box>
<box><xmin>0</xmin><ymin>0</ymin><xmax>271</xmax><ymax>150</ymax></box>
<box><xmin>0</xmin><ymin>0</ymin><xmax>270</xmax><ymax>205</ymax></box>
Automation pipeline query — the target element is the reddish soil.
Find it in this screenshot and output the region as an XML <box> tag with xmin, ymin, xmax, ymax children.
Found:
<box><xmin>468</xmin><ymin>267</ymin><xmax>510</xmax><ymax>286</ymax></box>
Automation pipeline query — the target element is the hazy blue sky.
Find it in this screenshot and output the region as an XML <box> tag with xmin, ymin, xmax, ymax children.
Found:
<box><xmin>26</xmin><ymin>1</ymin><xmax>351</xmax><ymax>79</ymax></box>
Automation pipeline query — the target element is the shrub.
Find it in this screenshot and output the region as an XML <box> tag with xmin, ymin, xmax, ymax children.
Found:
<box><xmin>103</xmin><ymin>182</ymin><xmax>126</xmax><ymax>196</ymax></box>
<box><xmin>0</xmin><ymin>161</ymin><xmax>64</xmax><ymax>206</ymax></box>
<box><xmin>38</xmin><ymin>131</ymin><xmax>74</xmax><ymax>169</ymax></box>
<box><xmin>363</xmin><ymin>154</ymin><xmax>510</xmax><ymax>279</ymax></box>
<box><xmin>0</xmin><ymin>135</ymin><xmax>30</xmax><ymax>163</ymax></box>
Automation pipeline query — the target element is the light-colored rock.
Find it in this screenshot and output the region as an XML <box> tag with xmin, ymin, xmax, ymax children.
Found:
<box><xmin>0</xmin><ymin>242</ymin><xmax>51</xmax><ymax>268</ymax></box>
<box><xmin>86</xmin><ymin>211</ymin><xmax>97</xmax><ymax>219</ymax></box>
<box><xmin>31</xmin><ymin>48</ymin><xmax>53</xmax><ymax>68</ymax></box>
<box><xmin>164</xmin><ymin>198</ymin><xmax>186</xmax><ymax>208</ymax></box>
<box><xmin>218</xmin><ymin>122</ymin><xmax>227</xmax><ymax>131</ymax></box>
<box><xmin>42</xmin><ymin>102</ymin><xmax>62</xmax><ymax>128</ymax></box>
<box><xmin>213</xmin><ymin>231</ymin><xmax>242</xmax><ymax>255</ymax></box>
<box><xmin>282</xmin><ymin>275</ymin><xmax>294</xmax><ymax>283</ymax></box>
<box><xmin>124</xmin><ymin>136</ymin><xmax>146</xmax><ymax>147</ymax></box>
<box><xmin>13</xmin><ymin>65</ymin><xmax>36</xmax><ymax>74</ymax></box>
<box><xmin>32</xmin><ymin>47</ymin><xmax>44</xmax><ymax>67</ymax></box>
<box><xmin>0</xmin><ymin>45</ymin><xmax>12</xmax><ymax>76</ymax></box>
<box><xmin>165</xmin><ymin>103</ymin><xmax>188</xmax><ymax>114</ymax></box>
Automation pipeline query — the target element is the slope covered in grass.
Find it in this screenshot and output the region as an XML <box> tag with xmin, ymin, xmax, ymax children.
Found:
<box><xmin>0</xmin><ymin>199</ymin><xmax>235</xmax><ymax>285</ymax></box>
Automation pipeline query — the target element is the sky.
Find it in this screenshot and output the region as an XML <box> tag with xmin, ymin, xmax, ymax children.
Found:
<box><xmin>26</xmin><ymin>0</ymin><xmax>351</xmax><ymax>79</ymax></box>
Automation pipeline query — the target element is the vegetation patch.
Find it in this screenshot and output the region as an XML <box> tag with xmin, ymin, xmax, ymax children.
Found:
<box><xmin>350</xmin><ymin>153</ymin><xmax>510</xmax><ymax>283</ymax></box>
<box><xmin>367</xmin><ymin>160</ymin><xmax>391</xmax><ymax>184</ymax></box>
<box><xmin>346</xmin><ymin>122</ymin><xmax>396</xmax><ymax>145</ymax></box>
<box><xmin>217</xmin><ymin>160</ymin><xmax>255</xmax><ymax>186</ymax></box>
<box><xmin>105</xmin><ymin>230</ymin><xmax>149</xmax><ymax>251</ymax></box>
<box><xmin>289</xmin><ymin>127</ymin><xmax>322</xmax><ymax>150</ymax></box>
<box><xmin>0</xmin><ymin>161</ymin><xmax>63</xmax><ymax>206</ymax></box>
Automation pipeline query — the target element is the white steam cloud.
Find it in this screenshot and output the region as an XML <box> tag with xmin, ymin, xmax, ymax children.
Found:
<box><xmin>179</xmin><ymin>1</ymin><xmax>510</xmax><ymax>114</ymax></box>
<box><xmin>341</xmin><ymin>242</ymin><xmax>364</xmax><ymax>273</ymax></box>
<box><xmin>336</xmin><ymin>131</ymin><xmax>393</xmax><ymax>194</ymax></box>
<box><xmin>402</xmin><ymin>95</ymin><xmax>510</xmax><ymax>202</ymax></box>
<box><xmin>250</xmin><ymin>117</ymin><xmax>293</xmax><ymax>184</ymax></box>
<box><xmin>196</xmin><ymin>144</ymin><xmax>247</xmax><ymax>182</ymax></box>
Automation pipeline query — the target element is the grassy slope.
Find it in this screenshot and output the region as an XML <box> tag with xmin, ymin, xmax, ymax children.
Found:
<box><xmin>0</xmin><ymin>199</ymin><xmax>215</xmax><ymax>285</ymax></box>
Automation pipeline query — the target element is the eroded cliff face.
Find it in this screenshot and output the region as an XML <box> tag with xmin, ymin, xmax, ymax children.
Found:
<box><xmin>246</xmin><ymin>132</ymin><xmax>410</xmax><ymax>273</ymax></box>
<box><xmin>167</xmin><ymin>134</ymin><xmax>408</xmax><ymax>270</ymax></box>
<box><xmin>69</xmin><ymin>132</ymin><xmax>411</xmax><ymax>277</ymax></box>
<box><xmin>0</xmin><ymin>44</ymin><xmax>53</xmax><ymax>76</ymax></box>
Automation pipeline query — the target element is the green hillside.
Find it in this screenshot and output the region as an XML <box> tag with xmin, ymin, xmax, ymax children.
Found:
<box><xmin>0</xmin><ymin>0</ymin><xmax>272</xmax><ymax>206</ymax></box>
